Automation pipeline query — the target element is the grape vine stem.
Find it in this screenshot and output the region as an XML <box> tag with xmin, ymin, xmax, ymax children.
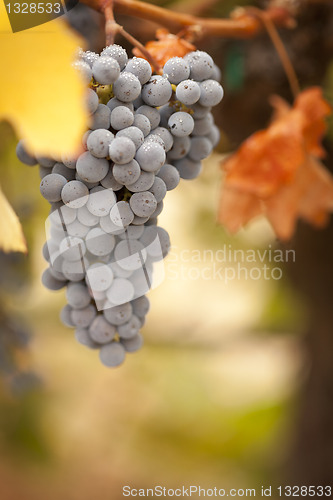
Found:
<box><xmin>101</xmin><ymin>0</ymin><xmax>162</xmax><ymax>71</ymax></box>
<box><xmin>84</xmin><ymin>0</ymin><xmax>298</xmax><ymax>90</ymax></box>
<box><xmin>81</xmin><ymin>0</ymin><xmax>294</xmax><ymax>39</ymax></box>
<box><xmin>103</xmin><ymin>0</ymin><xmax>117</xmax><ymax>45</ymax></box>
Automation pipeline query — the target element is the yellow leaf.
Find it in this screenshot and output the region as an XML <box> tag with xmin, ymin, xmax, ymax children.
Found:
<box><xmin>0</xmin><ymin>5</ymin><xmax>87</xmax><ymax>158</ymax></box>
<box><xmin>0</xmin><ymin>187</ymin><xmax>27</xmax><ymax>254</ymax></box>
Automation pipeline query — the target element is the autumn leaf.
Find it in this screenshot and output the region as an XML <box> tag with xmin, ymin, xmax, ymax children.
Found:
<box><xmin>265</xmin><ymin>157</ymin><xmax>333</xmax><ymax>240</ymax></box>
<box><xmin>219</xmin><ymin>87</ymin><xmax>333</xmax><ymax>240</ymax></box>
<box><xmin>294</xmin><ymin>87</ymin><xmax>332</xmax><ymax>158</ymax></box>
<box><xmin>133</xmin><ymin>29</ymin><xmax>195</xmax><ymax>68</ymax></box>
<box><xmin>0</xmin><ymin>188</ymin><xmax>27</xmax><ymax>254</ymax></box>
<box><xmin>219</xmin><ymin>189</ymin><xmax>263</xmax><ymax>234</ymax></box>
<box><xmin>222</xmin><ymin>125</ymin><xmax>305</xmax><ymax>198</ymax></box>
<box><xmin>0</xmin><ymin>3</ymin><xmax>87</xmax><ymax>158</ymax></box>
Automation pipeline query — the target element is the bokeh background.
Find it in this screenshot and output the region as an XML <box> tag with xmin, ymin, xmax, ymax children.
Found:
<box><xmin>1</xmin><ymin>0</ymin><xmax>333</xmax><ymax>498</ymax></box>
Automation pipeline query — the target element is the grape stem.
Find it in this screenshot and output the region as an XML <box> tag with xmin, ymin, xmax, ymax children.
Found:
<box><xmin>101</xmin><ymin>0</ymin><xmax>162</xmax><ymax>72</ymax></box>
<box><xmin>81</xmin><ymin>0</ymin><xmax>294</xmax><ymax>39</ymax></box>
<box><xmin>102</xmin><ymin>0</ymin><xmax>117</xmax><ymax>45</ymax></box>
<box><xmin>118</xmin><ymin>26</ymin><xmax>162</xmax><ymax>73</ymax></box>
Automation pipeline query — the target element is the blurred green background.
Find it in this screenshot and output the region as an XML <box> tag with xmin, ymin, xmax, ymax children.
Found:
<box><xmin>1</xmin><ymin>0</ymin><xmax>333</xmax><ymax>498</ymax></box>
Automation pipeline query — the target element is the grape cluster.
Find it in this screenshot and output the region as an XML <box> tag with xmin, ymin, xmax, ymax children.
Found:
<box><xmin>16</xmin><ymin>44</ymin><xmax>223</xmax><ymax>367</ymax></box>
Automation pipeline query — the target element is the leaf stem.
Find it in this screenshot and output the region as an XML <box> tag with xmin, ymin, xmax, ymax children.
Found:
<box><xmin>246</xmin><ymin>7</ymin><xmax>300</xmax><ymax>98</ymax></box>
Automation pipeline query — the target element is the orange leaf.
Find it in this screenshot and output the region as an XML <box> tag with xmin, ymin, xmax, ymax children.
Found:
<box><xmin>265</xmin><ymin>156</ymin><xmax>333</xmax><ymax>240</ymax></box>
<box><xmin>219</xmin><ymin>87</ymin><xmax>333</xmax><ymax>240</ymax></box>
<box><xmin>269</xmin><ymin>94</ymin><xmax>291</xmax><ymax>120</ymax></box>
<box><xmin>223</xmin><ymin>116</ymin><xmax>305</xmax><ymax>198</ymax></box>
<box><xmin>218</xmin><ymin>188</ymin><xmax>263</xmax><ymax>234</ymax></box>
<box><xmin>297</xmin><ymin>156</ymin><xmax>333</xmax><ymax>225</ymax></box>
<box><xmin>133</xmin><ymin>29</ymin><xmax>195</xmax><ymax>68</ymax></box>
<box><xmin>294</xmin><ymin>86</ymin><xmax>332</xmax><ymax>158</ymax></box>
